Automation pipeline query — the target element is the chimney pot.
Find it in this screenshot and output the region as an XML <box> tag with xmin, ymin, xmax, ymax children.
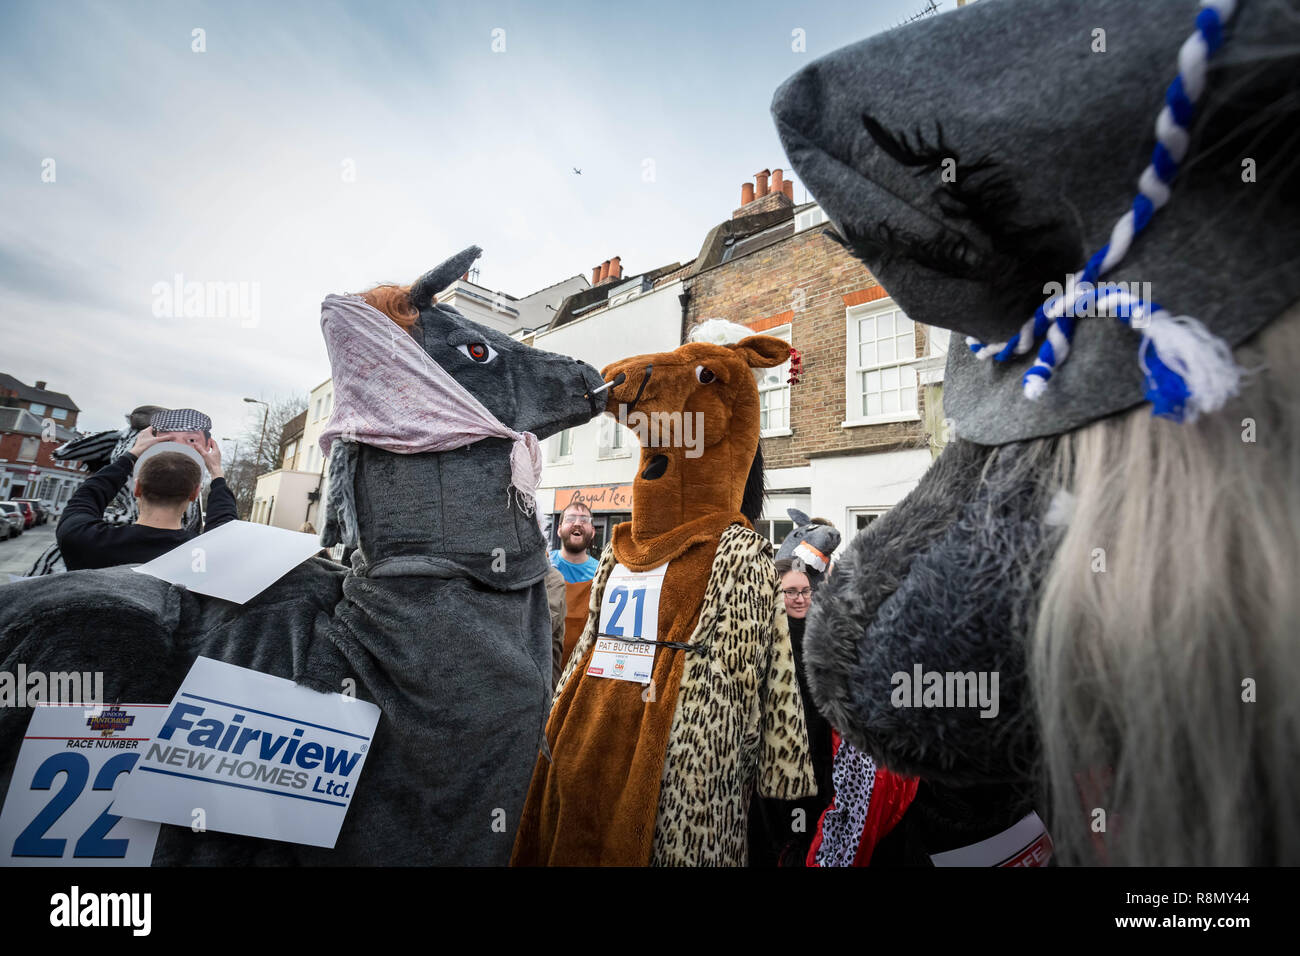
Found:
<box><xmin>592</xmin><ymin>265</ymin><xmax>601</xmax><ymax>284</ymax></box>
<box><xmin>755</xmin><ymin>168</ymin><xmax>771</xmax><ymax>198</ymax></box>
<box><xmin>741</xmin><ymin>182</ymin><xmax>755</xmax><ymax>205</ymax></box>
<box><xmin>783</xmin><ymin>180</ymin><xmax>794</xmax><ymax>200</ymax></box>
<box><xmin>771</xmin><ymin>169</ymin><xmax>784</xmax><ymax>195</ymax></box>
<box><xmin>610</xmin><ymin>256</ymin><xmax>621</xmax><ymax>280</ymax></box>
<box><xmin>599</xmin><ymin>259</ymin><xmax>611</xmax><ymax>283</ymax></box>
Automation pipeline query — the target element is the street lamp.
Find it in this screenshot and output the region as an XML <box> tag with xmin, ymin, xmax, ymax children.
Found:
<box><xmin>244</xmin><ymin>399</ymin><xmax>271</xmax><ymax>524</ymax></box>
<box><xmin>243</xmin><ymin>398</ymin><xmax>269</xmax><ymax>473</ymax></box>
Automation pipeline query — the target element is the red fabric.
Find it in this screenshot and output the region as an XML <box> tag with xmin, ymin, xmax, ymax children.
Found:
<box><xmin>853</xmin><ymin>763</ymin><xmax>918</xmax><ymax>865</ymax></box>
<box><xmin>806</xmin><ymin>729</ymin><xmax>920</xmax><ymax>867</ymax></box>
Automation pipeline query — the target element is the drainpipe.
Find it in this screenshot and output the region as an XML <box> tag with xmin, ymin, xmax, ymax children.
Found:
<box><xmin>678</xmin><ymin>284</ymin><xmax>692</xmax><ymax>344</ymax></box>
<box><xmin>307</xmin><ymin>460</ymin><xmax>327</xmax><ymax>526</ymax></box>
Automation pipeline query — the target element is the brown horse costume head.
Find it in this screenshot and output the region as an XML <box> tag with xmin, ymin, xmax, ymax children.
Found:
<box><xmin>601</xmin><ymin>328</ymin><xmax>790</xmax><ymax>541</ymax></box>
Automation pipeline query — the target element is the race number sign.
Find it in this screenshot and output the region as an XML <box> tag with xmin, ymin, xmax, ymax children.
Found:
<box><xmin>588</xmin><ymin>562</ymin><xmax>667</xmax><ymax>684</ymax></box>
<box><xmin>929</xmin><ymin>811</ymin><xmax>1054</xmax><ymax>867</ymax></box>
<box><xmin>113</xmin><ymin>657</ymin><xmax>381</xmax><ymax>849</ymax></box>
<box><xmin>0</xmin><ymin>703</ymin><xmax>168</xmax><ymax>866</ymax></box>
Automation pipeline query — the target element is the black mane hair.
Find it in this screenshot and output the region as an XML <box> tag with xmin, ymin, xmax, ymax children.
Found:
<box><xmin>741</xmin><ymin>443</ymin><xmax>765</xmax><ymax>524</ymax></box>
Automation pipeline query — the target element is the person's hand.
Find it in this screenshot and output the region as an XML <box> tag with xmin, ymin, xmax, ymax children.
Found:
<box><xmin>128</xmin><ymin>427</ymin><xmax>170</xmax><ymax>458</ymax></box>
<box><xmin>196</xmin><ymin>437</ymin><xmax>223</xmax><ymax>479</ymax></box>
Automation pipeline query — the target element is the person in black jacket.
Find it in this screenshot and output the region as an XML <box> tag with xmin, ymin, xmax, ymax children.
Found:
<box><xmin>748</xmin><ymin>556</ymin><xmax>836</xmax><ymax>866</ymax></box>
<box><xmin>57</xmin><ymin>427</ymin><xmax>238</xmax><ymax>570</ymax></box>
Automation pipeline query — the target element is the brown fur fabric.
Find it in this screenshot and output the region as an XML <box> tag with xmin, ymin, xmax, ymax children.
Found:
<box><xmin>511</xmin><ymin>333</ymin><xmax>815</xmax><ymax>866</ymax></box>
<box><xmin>560</xmin><ymin>579</ymin><xmax>592</xmax><ymax>669</ymax></box>
<box><xmin>511</xmin><ymin>514</ymin><xmax>731</xmax><ymax>864</ymax></box>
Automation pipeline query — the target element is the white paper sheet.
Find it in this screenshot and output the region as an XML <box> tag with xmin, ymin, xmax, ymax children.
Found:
<box><xmin>132</xmin><ymin>520</ymin><xmax>322</xmax><ymax>604</ymax></box>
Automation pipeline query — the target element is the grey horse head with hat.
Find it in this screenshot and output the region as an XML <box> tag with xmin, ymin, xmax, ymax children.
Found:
<box><xmin>773</xmin><ymin>0</ymin><xmax>1299</xmax><ymax>445</ymax></box>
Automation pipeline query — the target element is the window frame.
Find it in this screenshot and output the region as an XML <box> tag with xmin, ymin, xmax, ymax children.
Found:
<box><xmin>17</xmin><ymin>437</ymin><xmax>40</xmax><ymax>462</ymax></box>
<box><xmin>758</xmin><ymin>324</ymin><xmax>793</xmax><ymax>438</ymax></box>
<box><xmin>847</xmin><ymin>506</ymin><xmax>889</xmax><ymax>534</ymax></box>
<box><xmin>596</xmin><ymin>414</ymin><xmax>631</xmax><ymax>460</ymax></box>
<box><xmin>844</xmin><ymin>299</ymin><xmax>922</xmax><ymax>428</ymax></box>
<box><xmin>549</xmin><ymin>428</ymin><xmax>574</xmax><ymax>464</ymax></box>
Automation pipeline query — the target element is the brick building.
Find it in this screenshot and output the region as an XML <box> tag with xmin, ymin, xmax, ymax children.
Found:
<box><xmin>0</xmin><ymin>406</ymin><xmax>85</xmax><ymax>507</ymax></box>
<box><xmin>682</xmin><ymin>168</ymin><xmax>949</xmax><ymax>548</ymax></box>
<box><xmin>0</xmin><ymin>374</ymin><xmax>79</xmax><ymax>429</ymax></box>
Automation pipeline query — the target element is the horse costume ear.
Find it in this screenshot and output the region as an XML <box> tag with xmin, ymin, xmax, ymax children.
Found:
<box><xmin>730</xmin><ymin>334</ymin><xmax>790</xmax><ymax>369</ymax></box>
<box><xmin>410</xmin><ymin>246</ymin><xmax>483</xmax><ymax>309</ymax></box>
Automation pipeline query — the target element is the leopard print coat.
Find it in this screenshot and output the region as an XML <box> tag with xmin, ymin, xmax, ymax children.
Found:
<box><xmin>555</xmin><ymin>522</ymin><xmax>816</xmax><ymax>865</ymax></box>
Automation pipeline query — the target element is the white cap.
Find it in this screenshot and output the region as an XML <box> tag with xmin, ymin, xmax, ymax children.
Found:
<box><xmin>131</xmin><ymin>441</ymin><xmax>208</xmax><ymax>487</ymax></box>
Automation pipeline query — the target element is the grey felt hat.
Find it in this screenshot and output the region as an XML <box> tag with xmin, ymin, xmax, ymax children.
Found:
<box><xmin>772</xmin><ymin>0</ymin><xmax>1300</xmax><ymax>445</ymax></box>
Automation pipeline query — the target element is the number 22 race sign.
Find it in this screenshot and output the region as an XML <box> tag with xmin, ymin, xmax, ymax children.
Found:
<box><xmin>0</xmin><ymin>703</ymin><xmax>168</xmax><ymax>866</ymax></box>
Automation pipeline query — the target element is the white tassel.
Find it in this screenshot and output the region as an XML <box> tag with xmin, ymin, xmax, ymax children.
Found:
<box><xmin>1140</xmin><ymin>313</ymin><xmax>1243</xmax><ymax>422</ymax></box>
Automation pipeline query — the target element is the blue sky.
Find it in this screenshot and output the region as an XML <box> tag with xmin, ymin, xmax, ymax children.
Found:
<box><xmin>1</xmin><ymin>0</ymin><xmax>942</xmax><ymax>437</ymax></box>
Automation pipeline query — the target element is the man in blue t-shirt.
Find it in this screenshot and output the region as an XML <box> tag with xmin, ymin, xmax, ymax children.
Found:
<box><xmin>549</xmin><ymin>502</ymin><xmax>599</xmax><ymax>582</ymax></box>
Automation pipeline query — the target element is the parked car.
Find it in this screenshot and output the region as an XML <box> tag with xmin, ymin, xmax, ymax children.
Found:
<box><xmin>0</xmin><ymin>502</ymin><xmax>26</xmax><ymax>538</ymax></box>
<box><xmin>12</xmin><ymin>501</ymin><xmax>35</xmax><ymax>529</ymax></box>
<box><xmin>14</xmin><ymin>498</ymin><xmax>49</xmax><ymax>525</ymax></box>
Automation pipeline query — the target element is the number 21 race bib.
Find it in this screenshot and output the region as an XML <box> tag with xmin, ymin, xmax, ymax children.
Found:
<box><xmin>589</xmin><ymin>562</ymin><xmax>668</xmax><ymax>684</ymax></box>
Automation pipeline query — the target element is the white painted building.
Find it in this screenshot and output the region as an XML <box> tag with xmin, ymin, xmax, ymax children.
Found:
<box><xmin>525</xmin><ymin>266</ymin><xmax>685</xmax><ymax>552</ymax></box>
<box><xmin>251</xmin><ymin>379</ymin><xmax>333</xmax><ymax>530</ymax></box>
<box><xmin>436</xmin><ymin>273</ymin><xmax>590</xmax><ymax>337</ymax></box>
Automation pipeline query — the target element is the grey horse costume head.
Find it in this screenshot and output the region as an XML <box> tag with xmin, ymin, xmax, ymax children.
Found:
<box><xmin>774</xmin><ymin>509</ymin><xmax>841</xmax><ymax>589</ymax></box>
<box><xmin>775</xmin><ymin>0</ymin><xmax>1300</xmax><ymax>865</ymax></box>
<box><xmin>774</xmin><ymin>0</ymin><xmax>1299</xmax><ymax>445</ymax></box>
<box><xmin>322</xmin><ymin>246</ymin><xmax>605</xmax><ymax>587</ymax></box>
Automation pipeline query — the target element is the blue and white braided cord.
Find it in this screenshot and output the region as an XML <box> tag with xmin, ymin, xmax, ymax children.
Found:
<box><xmin>965</xmin><ymin>0</ymin><xmax>1243</xmax><ymax>421</ymax></box>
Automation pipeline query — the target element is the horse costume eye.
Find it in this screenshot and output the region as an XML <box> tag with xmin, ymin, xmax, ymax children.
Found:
<box><xmin>458</xmin><ymin>342</ymin><xmax>497</xmax><ymax>364</ymax></box>
<box><xmin>695</xmin><ymin>366</ymin><xmax>716</xmax><ymax>384</ymax></box>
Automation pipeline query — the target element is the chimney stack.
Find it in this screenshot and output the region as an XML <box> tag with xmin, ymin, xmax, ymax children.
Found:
<box><xmin>35</xmin><ymin>381</ymin><xmax>47</xmax><ymax>390</ymax></box>
<box><xmin>734</xmin><ymin>167</ymin><xmax>796</xmax><ymax>218</ymax></box>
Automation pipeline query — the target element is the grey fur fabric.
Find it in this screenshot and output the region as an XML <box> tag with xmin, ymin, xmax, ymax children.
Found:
<box><xmin>804</xmin><ymin>437</ymin><xmax>1062</xmax><ymax>786</ymax></box>
<box><xmin>321</xmin><ymin>439</ymin><xmax>360</xmax><ymax>549</ymax></box>
<box><xmin>0</xmin><ymin>557</ymin><xmax>552</xmax><ymax>865</ymax></box>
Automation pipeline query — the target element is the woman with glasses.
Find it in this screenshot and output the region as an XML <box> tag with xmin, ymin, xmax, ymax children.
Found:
<box><xmin>748</xmin><ymin>556</ymin><xmax>835</xmax><ymax>866</ymax></box>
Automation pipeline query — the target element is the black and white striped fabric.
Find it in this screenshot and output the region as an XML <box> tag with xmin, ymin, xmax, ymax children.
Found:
<box><xmin>53</xmin><ymin>429</ymin><xmax>121</xmax><ymax>467</ymax></box>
